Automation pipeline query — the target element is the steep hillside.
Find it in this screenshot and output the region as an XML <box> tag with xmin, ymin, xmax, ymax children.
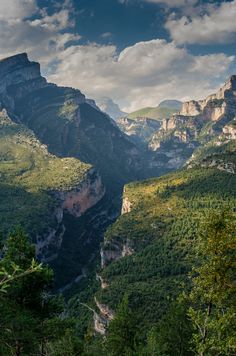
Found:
<box><xmin>0</xmin><ymin>53</ymin><xmax>145</xmax><ymax>192</ymax></box>
<box><xmin>93</xmin><ymin>162</ymin><xmax>236</xmax><ymax>337</ymax></box>
<box><xmin>0</xmin><ymin>109</ymin><xmax>106</xmax><ymax>263</ymax></box>
<box><xmin>85</xmin><ymin>119</ymin><xmax>236</xmax><ymax>338</ymax></box>
<box><xmin>187</xmin><ymin>118</ymin><xmax>236</xmax><ymax>172</ymax></box>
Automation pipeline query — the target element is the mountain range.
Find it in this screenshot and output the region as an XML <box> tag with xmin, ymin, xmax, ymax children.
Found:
<box><xmin>0</xmin><ymin>53</ymin><xmax>235</xmax><ymax>354</ymax></box>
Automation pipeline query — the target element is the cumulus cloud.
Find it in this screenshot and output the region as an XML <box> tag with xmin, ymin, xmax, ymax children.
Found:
<box><xmin>0</xmin><ymin>0</ymin><xmax>79</xmax><ymax>64</ymax></box>
<box><xmin>48</xmin><ymin>39</ymin><xmax>234</xmax><ymax>112</ymax></box>
<box><xmin>0</xmin><ymin>0</ymin><xmax>37</xmax><ymax>20</ymax></box>
<box><xmin>166</xmin><ymin>0</ymin><xmax>236</xmax><ymax>44</ymax></box>
<box><xmin>0</xmin><ymin>0</ymin><xmax>234</xmax><ymax>112</ymax></box>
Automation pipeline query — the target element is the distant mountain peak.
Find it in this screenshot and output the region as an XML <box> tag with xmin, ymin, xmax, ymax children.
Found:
<box><xmin>95</xmin><ymin>97</ymin><xmax>127</xmax><ymax>120</ymax></box>
<box><xmin>158</xmin><ymin>100</ymin><xmax>182</xmax><ymax>110</ymax></box>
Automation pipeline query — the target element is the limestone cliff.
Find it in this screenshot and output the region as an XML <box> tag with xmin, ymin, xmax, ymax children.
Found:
<box><xmin>222</xmin><ymin>120</ymin><xmax>236</xmax><ymax>140</ymax></box>
<box><xmin>38</xmin><ymin>169</ymin><xmax>105</xmax><ymax>262</ymax></box>
<box><xmin>101</xmin><ymin>240</ymin><xmax>134</xmax><ymax>268</ymax></box>
<box><xmin>148</xmin><ymin>76</ymin><xmax>236</xmax><ymax>171</ymax></box>
<box><xmin>180</xmin><ymin>76</ymin><xmax>236</xmax><ymax>120</ymax></box>
<box><xmin>116</xmin><ymin>117</ymin><xmax>161</xmax><ymax>147</ymax></box>
<box><xmin>60</xmin><ymin>169</ymin><xmax>105</xmax><ymax>218</ymax></box>
<box><xmin>121</xmin><ymin>196</ymin><xmax>132</xmax><ymax>214</ymax></box>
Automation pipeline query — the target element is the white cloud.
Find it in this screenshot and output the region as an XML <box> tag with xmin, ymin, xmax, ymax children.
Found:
<box><xmin>101</xmin><ymin>32</ymin><xmax>113</xmax><ymax>39</ymax></box>
<box><xmin>0</xmin><ymin>0</ymin><xmax>234</xmax><ymax>112</ymax></box>
<box><xmin>48</xmin><ymin>39</ymin><xmax>234</xmax><ymax>112</ymax></box>
<box><xmin>166</xmin><ymin>0</ymin><xmax>236</xmax><ymax>44</ymax></box>
<box><xmin>0</xmin><ymin>0</ymin><xmax>37</xmax><ymax>20</ymax></box>
<box><xmin>0</xmin><ymin>0</ymin><xmax>79</xmax><ymax>65</ymax></box>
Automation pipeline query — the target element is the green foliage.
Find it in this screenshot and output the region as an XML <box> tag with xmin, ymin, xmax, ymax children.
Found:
<box><xmin>127</xmin><ymin>106</ymin><xmax>179</xmax><ymax>120</ymax></box>
<box><xmin>0</xmin><ymin>112</ymin><xmax>90</xmax><ymax>237</ymax></box>
<box><xmin>143</xmin><ymin>297</ymin><xmax>193</xmax><ymax>356</ymax></box>
<box><xmin>105</xmin><ymin>294</ymin><xmax>139</xmax><ymax>355</ymax></box>
<box><xmin>45</xmin><ymin>326</ymin><xmax>84</xmax><ymax>356</ymax></box>
<box><xmin>190</xmin><ymin>136</ymin><xmax>236</xmax><ymax>168</ymax></box>
<box><xmin>95</xmin><ymin>166</ymin><xmax>236</xmax><ymax>352</ymax></box>
<box><xmin>0</xmin><ymin>227</ymin><xmax>77</xmax><ymax>355</ymax></box>
<box><xmin>188</xmin><ymin>212</ymin><xmax>236</xmax><ymax>355</ymax></box>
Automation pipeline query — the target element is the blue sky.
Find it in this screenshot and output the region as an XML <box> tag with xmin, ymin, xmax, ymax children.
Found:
<box><xmin>0</xmin><ymin>0</ymin><xmax>236</xmax><ymax>111</ymax></box>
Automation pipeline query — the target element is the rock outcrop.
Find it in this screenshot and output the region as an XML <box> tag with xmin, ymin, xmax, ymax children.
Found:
<box><xmin>101</xmin><ymin>240</ymin><xmax>134</xmax><ymax>268</ymax></box>
<box><xmin>117</xmin><ymin>117</ymin><xmax>161</xmax><ymax>147</ymax></box>
<box><xmin>61</xmin><ymin>169</ymin><xmax>105</xmax><ymax>218</ymax></box>
<box><xmin>121</xmin><ymin>196</ymin><xmax>132</xmax><ymax>214</ymax></box>
<box><xmin>148</xmin><ymin>76</ymin><xmax>236</xmax><ymax>170</ymax></box>
<box><xmin>37</xmin><ymin>169</ymin><xmax>105</xmax><ymax>262</ymax></box>
<box><xmin>180</xmin><ymin>76</ymin><xmax>236</xmax><ymax>120</ymax></box>
<box><xmin>0</xmin><ymin>53</ymin><xmax>146</xmax><ymax>192</ymax></box>
<box><xmin>222</xmin><ymin>120</ymin><xmax>236</xmax><ymax>140</ymax></box>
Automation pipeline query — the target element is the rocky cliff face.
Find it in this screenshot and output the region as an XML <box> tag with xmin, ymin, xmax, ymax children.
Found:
<box><xmin>61</xmin><ymin>169</ymin><xmax>105</xmax><ymax>218</ymax></box>
<box><xmin>148</xmin><ymin>76</ymin><xmax>236</xmax><ymax>170</ymax></box>
<box><xmin>101</xmin><ymin>240</ymin><xmax>134</xmax><ymax>268</ymax></box>
<box><xmin>93</xmin><ymin>297</ymin><xmax>115</xmax><ymax>335</ymax></box>
<box><xmin>121</xmin><ymin>196</ymin><xmax>132</xmax><ymax>214</ymax></box>
<box><xmin>38</xmin><ymin>169</ymin><xmax>105</xmax><ymax>262</ymax></box>
<box><xmin>117</xmin><ymin>117</ymin><xmax>161</xmax><ymax>148</ymax></box>
<box><xmin>222</xmin><ymin>120</ymin><xmax>236</xmax><ymax>140</ymax></box>
<box><xmin>180</xmin><ymin>76</ymin><xmax>236</xmax><ymax>120</ymax></box>
<box><xmin>0</xmin><ymin>105</ymin><xmax>106</xmax><ymax>264</ymax></box>
<box><xmin>0</xmin><ymin>53</ymin><xmax>146</xmax><ymax>193</ymax></box>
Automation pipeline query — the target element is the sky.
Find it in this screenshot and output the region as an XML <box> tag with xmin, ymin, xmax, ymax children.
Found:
<box><xmin>0</xmin><ymin>0</ymin><xmax>236</xmax><ymax>112</ymax></box>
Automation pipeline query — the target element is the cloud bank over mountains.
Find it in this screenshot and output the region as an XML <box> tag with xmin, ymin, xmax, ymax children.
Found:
<box><xmin>49</xmin><ymin>39</ymin><xmax>234</xmax><ymax>112</ymax></box>
<box><xmin>0</xmin><ymin>0</ymin><xmax>235</xmax><ymax>111</ymax></box>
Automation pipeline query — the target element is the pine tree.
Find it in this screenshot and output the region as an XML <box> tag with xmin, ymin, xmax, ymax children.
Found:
<box><xmin>188</xmin><ymin>212</ymin><xmax>236</xmax><ymax>355</ymax></box>
<box><xmin>0</xmin><ymin>227</ymin><xmax>72</xmax><ymax>355</ymax></box>
<box><xmin>106</xmin><ymin>294</ymin><xmax>138</xmax><ymax>355</ymax></box>
<box><xmin>145</xmin><ymin>297</ymin><xmax>193</xmax><ymax>356</ymax></box>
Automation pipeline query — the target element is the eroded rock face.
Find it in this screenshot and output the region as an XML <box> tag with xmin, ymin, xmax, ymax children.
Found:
<box><xmin>223</xmin><ymin>121</ymin><xmax>236</xmax><ymax>140</ymax></box>
<box><xmin>101</xmin><ymin>240</ymin><xmax>134</xmax><ymax>268</ymax></box>
<box><xmin>61</xmin><ymin>169</ymin><xmax>105</xmax><ymax>218</ymax></box>
<box><xmin>94</xmin><ymin>313</ymin><xmax>107</xmax><ymax>335</ymax></box>
<box><xmin>148</xmin><ymin>76</ymin><xmax>236</xmax><ymax>172</ymax></box>
<box><xmin>0</xmin><ymin>53</ymin><xmax>146</xmax><ymax>191</ymax></box>
<box><xmin>36</xmin><ymin>169</ymin><xmax>105</xmax><ymax>262</ymax></box>
<box><xmin>180</xmin><ymin>76</ymin><xmax>236</xmax><ymax>121</ymax></box>
<box><xmin>93</xmin><ymin>297</ymin><xmax>115</xmax><ymax>335</ymax></box>
<box><xmin>121</xmin><ymin>196</ymin><xmax>132</xmax><ymax>214</ymax></box>
<box><xmin>180</xmin><ymin>100</ymin><xmax>202</xmax><ymax>116</ymax></box>
<box><xmin>117</xmin><ymin>117</ymin><xmax>161</xmax><ymax>147</ymax></box>
<box><xmin>95</xmin><ymin>298</ymin><xmax>115</xmax><ymax>321</ymax></box>
<box><xmin>96</xmin><ymin>274</ymin><xmax>109</xmax><ymax>289</ymax></box>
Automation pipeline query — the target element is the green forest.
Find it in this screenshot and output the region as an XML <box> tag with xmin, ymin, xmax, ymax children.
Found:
<box><xmin>1</xmin><ymin>164</ymin><xmax>235</xmax><ymax>355</ymax></box>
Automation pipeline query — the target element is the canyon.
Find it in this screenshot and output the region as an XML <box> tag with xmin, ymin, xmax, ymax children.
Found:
<box><xmin>0</xmin><ymin>53</ymin><xmax>236</xmax><ymax>340</ymax></box>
